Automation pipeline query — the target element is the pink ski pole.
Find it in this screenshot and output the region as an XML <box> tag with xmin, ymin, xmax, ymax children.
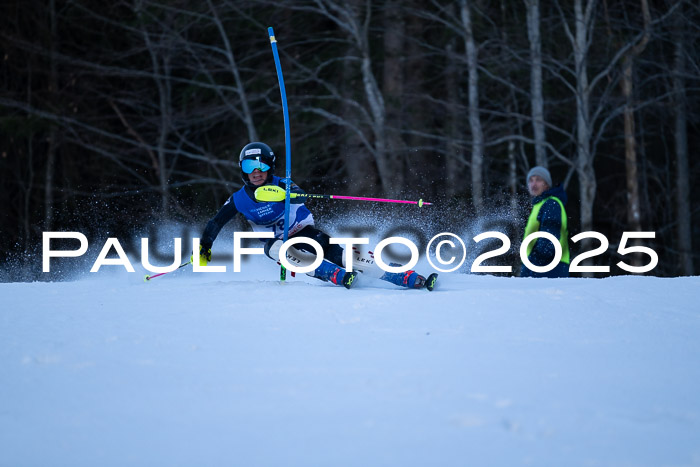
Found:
<box><xmin>144</xmin><ymin>259</ymin><xmax>192</xmax><ymax>282</ymax></box>
<box><xmin>255</xmin><ymin>185</ymin><xmax>432</xmax><ymax>207</ymax></box>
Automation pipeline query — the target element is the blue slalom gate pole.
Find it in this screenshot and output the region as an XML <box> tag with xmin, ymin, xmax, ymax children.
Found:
<box><xmin>268</xmin><ymin>27</ymin><xmax>292</xmax><ymax>282</ymax></box>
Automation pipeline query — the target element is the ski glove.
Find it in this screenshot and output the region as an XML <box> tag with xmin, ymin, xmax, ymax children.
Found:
<box><xmin>191</xmin><ymin>245</ymin><xmax>212</xmax><ymax>267</ymax></box>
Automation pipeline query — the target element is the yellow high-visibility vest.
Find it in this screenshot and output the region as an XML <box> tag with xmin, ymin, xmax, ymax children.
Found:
<box><xmin>523</xmin><ymin>196</ymin><xmax>570</xmax><ymax>264</ymax></box>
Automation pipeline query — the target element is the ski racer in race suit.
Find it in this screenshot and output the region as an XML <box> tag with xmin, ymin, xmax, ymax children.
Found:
<box><xmin>196</xmin><ymin>142</ymin><xmax>436</xmax><ymax>290</ymax></box>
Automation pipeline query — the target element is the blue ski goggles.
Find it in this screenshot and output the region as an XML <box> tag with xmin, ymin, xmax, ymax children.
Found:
<box><xmin>241</xmin><ymin>158</ymin><xmax>271</xmax><ymax>174</ymax></box>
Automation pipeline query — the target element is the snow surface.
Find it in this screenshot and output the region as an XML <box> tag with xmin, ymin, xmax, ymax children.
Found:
<box><xmin>2</xmin><ymin>256</ymin><xmax>700</xmax><ymax>466</ymax></box>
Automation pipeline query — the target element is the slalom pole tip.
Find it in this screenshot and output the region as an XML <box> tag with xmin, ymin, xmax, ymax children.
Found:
<box><xmin>144</xmin><ymin>275</ymin><xmax>151</xmax><ymax>282</ymax></box>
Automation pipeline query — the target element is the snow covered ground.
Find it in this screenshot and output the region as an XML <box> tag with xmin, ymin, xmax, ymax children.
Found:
<box><xmin>2</xmin><ymin>257</ymin><xmax>700</xmax><ymax>466</ymax></box>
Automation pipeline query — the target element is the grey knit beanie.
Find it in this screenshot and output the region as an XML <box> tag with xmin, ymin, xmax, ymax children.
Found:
<box><xmin>526</xmin><ymin>166</ymin><xmax>552</xmax><ymax>188</ymax></box>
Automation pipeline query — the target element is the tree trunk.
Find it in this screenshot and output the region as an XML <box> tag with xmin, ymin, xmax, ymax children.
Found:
<box><xmin>508</xmin><ymin>137</ymin><xmax>518</xmax><ymax>216</ymax></box>
<box><xmin>348</xmin><ymin>3</ymin><xmax>396</xmax><ymax>197</ymax></box>
<box><xmin>445</xmin><ymin>41</ymin><xmax>463</xmax><ymax>198</ymax></box>
<box><xmin>573</xmin><ymin>0</ymin><xmax>596</xmax><ymax>270</ymax></box>
<box><xmin>382</xmin><ymin>0</ymin><xmax>405</xmax><ymax>194</ymax></box>
<box><xmin>44</xmin><ymin>0</ymin><xmax>58</xmax><ymax>231</ymax></box>
<box><xmin>459</xmin><ymin>0</ymin><xmax>484</xmax><ymax>214</ymax></box>
<box><xmin>310</xmin><ymin>0</ymin><xmax>395</xmax><ymax>196</ymax></box>
<box><xmin>526</xmin><ymin>0</ymin><xmax>547</xmax><ymax>168</ymax></box>
<box><xmin>361</xmin><ymin>50</ymin><xmax>394</xmax><ymax>196</ymax></box>
<box><xmin>621</xmin><ymin>55</ymin><xmax>642</xmax><ymax>234</ymax></box>
<box><xmin>141</xmin><ymin>15</ymin><xmax>170</xmax><ymax>217</ymax></box>
<box><xmin>25</xmin><ymin>131</ymin><xmax>35</xmax><ymax>248</ymax></box>
<box><xmin>673</xmin><ymin>6</ymin><xmax>693</xmax><ymax>276</ymax></box>
<box><xmin>403</xmin><ymin>6</ymin><xmax>428</xmax><ymax>193</ymax></box>
<box><xmin>620</xmin><ymin>0</ymin><xmax>650</xmax><ymax>265</ymax></box>
<box><xmin>157</xmin><ymin>79</ymin><xmax>170</xmax><ymax>217</ymax></box>
<box><xmin>341</xmin><ymin>43</ymin><xmax>376</xmax><ymax>196</ymax></box>
<box><xmin>207</xmin><ymin>0</ymin><xmax>257</xmax><ymax>142</ymax></box>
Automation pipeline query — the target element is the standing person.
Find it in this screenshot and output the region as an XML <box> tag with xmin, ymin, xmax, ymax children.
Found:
<box><xmin>521</xmin><ymin>166</ymin><xmax>570</xmax><ymax>278</ymax></box>
<box><xmin>196</xmin><ymin>142</ymin><xmax>436</xmax><ymax>290</ymax></box>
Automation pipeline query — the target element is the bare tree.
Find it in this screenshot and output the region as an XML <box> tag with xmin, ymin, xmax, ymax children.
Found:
<box><xmin>444</xmin><ymin>40</ymin><xmax>466</xmax><ymax>198</ymax></box>
<box><xmin>619</xmin><ymin>0</ymin><xmax>651</xmax><ymax>237</ymax></box>
<box><xmin>568</xmin><ymin>0</ymin><xmax>597</xmax><ymax>246</ymax></box>
<box><xmin>672</xmin><ymin>3</ymin><xmax>693</xmax><ymax>275</ymax></box>
<box><xmin>459</xmin><ymin>0</ymin><xmax>485</xmax><ymax>214</ymax></box>
<box><xmin>44</xmin><ymin>0</ymin><xmax>59</xmax><ymax>230</ymax></box>
<box><xmin>525</xmin><ymin>0</ymin><xmax>547</xmax><ymax>168</ymax></box>
<box><xmin>382</xmin><ymin>0</ymin><xmax>406</xmax><ymax>191</ymax></box>
<box><xmin>206</xmin><ymin>0</ymin><xmax>258</xmax><ymax>142</ymax></box>
<box><xmin>279</xmin><ymin>0</ymin><xmax>403</xmax><ymax>196</ymax></box>
<box><xmin>340</xmin><ymin>40</ymin><xmax>378</xmax><ymax>195</ymax></box>
<box><xmin>137</xmin><ymin>2</ymin><xmax>173</xmax><ymax>217</ymax></box>
<box><xmin>559</xmin><ymin>0</ymin><xmax>637</xmax><ymax>250</ymax></box>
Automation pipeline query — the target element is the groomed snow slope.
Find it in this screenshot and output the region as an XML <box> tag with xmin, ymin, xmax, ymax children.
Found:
<box><xmin>2</xmin><ymin>262</ymin><xmax>700</xmax><ymax>466</ymax></box>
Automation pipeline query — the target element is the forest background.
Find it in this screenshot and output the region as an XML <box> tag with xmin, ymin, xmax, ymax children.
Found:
<box><xmin>1</xmin><ymin>0</ymin><xmax>698</xmax><ymax>280</ymax></box>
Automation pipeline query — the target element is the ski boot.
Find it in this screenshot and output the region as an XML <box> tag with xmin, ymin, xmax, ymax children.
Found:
<box><xmin>380</xmin><ymin>264</ymin><xmax>438</xmax><ymax>291</ymax></box>
<box><xmin>416</xmin><ymin>273</ymin><xmax>439</xmax><ymax>291</ymax></box>
<box><xmin>312</xmin><ymin>259</ymin><xmax>357</xmax><ymax>289</ymax></box>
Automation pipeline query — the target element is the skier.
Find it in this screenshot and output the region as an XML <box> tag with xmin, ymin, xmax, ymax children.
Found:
<box><xmin>196</xmin><ymin>142</ymin><xmax>437</xmax><ymax>290</ymax></box>
<box><xmin>521</xmin><ymin>166</ymin><xmax>570</xmax><ymax>278</ymax></box>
